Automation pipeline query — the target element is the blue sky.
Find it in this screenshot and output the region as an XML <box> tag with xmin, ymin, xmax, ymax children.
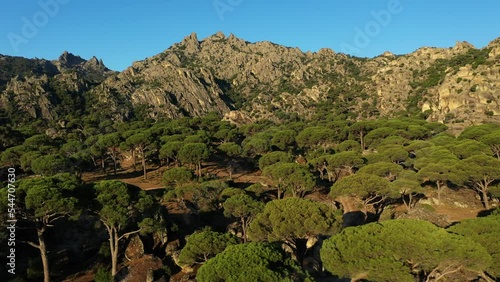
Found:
<box><xmin>1</xmin><ymin>0</ymin><xmax>499</xmax><ymax>71</ymax></box>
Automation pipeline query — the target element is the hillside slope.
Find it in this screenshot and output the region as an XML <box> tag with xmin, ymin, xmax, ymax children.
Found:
<box><xmin>1</xmin><ymin>33</ymin><xmax>499</xmax><ymax>126</ymax></box>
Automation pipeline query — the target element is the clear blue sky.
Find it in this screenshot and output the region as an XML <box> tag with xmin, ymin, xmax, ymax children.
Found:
<box><xmin>1</xmin><ymin>0</ymin><xmax>499</xmax><ymax>71</ymax></box>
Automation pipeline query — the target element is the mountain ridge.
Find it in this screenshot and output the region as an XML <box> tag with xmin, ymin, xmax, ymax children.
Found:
<box><xmin>1</xmin><ymin>32</ymin><xmax>499</xmax><ymax>128</ymax></box>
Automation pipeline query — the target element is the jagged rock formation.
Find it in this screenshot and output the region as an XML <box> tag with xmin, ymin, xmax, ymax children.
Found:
<box><xmin>1</xmin><ymin>33</ymin><xmax>499</xmax><ymax>127</ymax></box>
<box><xmin>0</xmin><ymin>52</ymin><xmax>114</xmax><ymax>121</ymax></box>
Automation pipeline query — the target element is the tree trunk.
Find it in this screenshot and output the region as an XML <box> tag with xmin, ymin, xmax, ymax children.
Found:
<box><xmin>101</xmin><ymin>158</ymin><xmax>106</xmax><ymax>174</ymax></box>
<box><xmin>402</xmin><ymin>195</ymin><xmax>411</xmax><ymax>212</ymax></box>
<box><xmin>436</xmin><ymin>181</ymin><xmax>443</xmax><ymax>201</ymax></box>
<box><xmin>38</xmin><ymin>231</ymin><xmax>50</xmax><ymax>282</ymax></box>
<box><xmin>108</xmin><ymin>228</ymin><xmax>119</xmax><ymax>277</ymax></box>
<box><xmin>112</xmin><ymin>155</ymin><xmax>117</xmax><ymax>175</ymax></box>
<box><xmin>241</xmin><ymin>217</ymin><xmax>247</xmax><ymax>243</ymax></box>
<box><xmin>360</xmin><ymin>131</ymin><xmax>365</xmax><ymax>151</ymax></box>
<box><xmin>292</xmin><ymin>238</ymin><xmax>308</xmax><ymax>266</ymax></box>
<box><xmin>140</xmin><ymin>148</ymin><xmax>147</xmax><ymax>180</ymax></box>
<box><xmin>481</xmin><ymin>189</ymin><xmax>490</xmax><ymax>210</ymax></box>
<box><xmin>480</xmin><ymin>271</ymin><xmax>495</xmax><ymax>282</ymax></box>
<box><xmin>131</xmin><ymin>149</ymin><xmax>136</xmax><ymax>171</ymax></box>
<box><xmin>91</xmin><ymin>156</ymin><xmax>98</xmax><ymax>167</ymax></box>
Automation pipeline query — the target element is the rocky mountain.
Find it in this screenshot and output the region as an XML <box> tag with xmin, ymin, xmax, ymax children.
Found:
<box><xmin>1</xmin><ymin>32</ymin><xmax>499</xmax><ymax>127</ymax></box>
<box><xmin>0</xmin><ymin>51</ymin><xmax>114</xmax><ymax>121</ymax></box>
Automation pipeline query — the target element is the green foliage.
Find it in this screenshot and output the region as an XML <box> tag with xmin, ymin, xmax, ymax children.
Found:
<box><xmin>372</xmin><ymin>145</ymin><xmax>409</xmax><ymax>164</ymax></box>
<box><xmin>357</xmin><ymin>162</ymin><xmax>403</xmax><ymax>180</ymax></box>
<box><xmin>271</xmin><ymin>130</ymin><xmax>296</xmax><ymax>151</ymax></box>
<box><xmin>447</xmin><ymin>139</ymin><xmax>492</xmax><ymax>159</ymax></box>
<box><xmin>218</xmin><ymin>142</ymin><xmax>242</xmax><ymax>157</ymax></box>
<box><xmin>94</xmin><ymin>267</ymin><xmax>113</xmax><ymax>282</ymax></box>
<box><xmin>258</xmin><ymin>151</ymin><xmax>293</xmax><ymax>170</ymax></box>
<box><xmin>416</xmin><ymin>158</ymin><xmax>464</xmax><ymax>200</ymax></box>
<box><xmin>413</xmin><ymin>146</ymin><xmax>458</xmax><ymax>169</ymax></box>
<box><xmin>223</xmin><ymin>194</ymin><xmax>264</xmax><ymax>220</ymax></box>
<box><xmin>364</xmin><ymin>127</ymin><xmax>397</xmax><ymax>149</ymax></box>
<box><xmin>162</xmin><ymin>167</ymin><xmax>194</xmax><ymax>188</ymax></box>
<box><xmin>460</xmin><ymin>155</ymin><xmax>500</xmax><ymax>208</ymax></box>
<box><xmin>242</xmin><ymin>137</ymin><xmax>271</xmax><ymax>157</ymax></box>
<box><xmin>480</xmin><ymin>130</ymin><xmax>500</xmax><ymax>159</ymax></box>
<box><xmin>11</xmin><ymin>173</ymin><xmax>81</xmax><ymax>221</ymax></box>
<box><xmin>245</xmin><ymin>183</ymin><xmax>266</xmax><ymax>197</ymax></box>
<box><xmin>330</xmin><ymin>173</ymin><xmax>395</xmax><ymax>207</ymax></box>
<box><xmin>296</xmin><ymin>126</ymin><xmax>335</xmax><ymax>152</ymax></box>
<box><xmin>20</xmin><ymin>151</ymin><xmax>43</xmax><ymax>172</ymax></box>
<box><xmin>459</xmin><ymin>123</ymin><xmax>500</xmax><ymax>140</ymax></box>
<box><xmin>327</xmin><ymin>151</ymin><xmax>365</xmax><ymax>175</ymax></box>
<box><xmin>448</xmin><ymin>214</ymin><xmax>500</xmax><ymax>277</ymax></box>
<box><xmin>405</xmin><ymin>140</ymin><xmax>432</xmax><ymax>153</ymax></box>
<box><xmin>1</xmin><ymin>145</ymin><xmax>25</xmax><ymax>167</ymax></box>
<box><xmin>159</xmin><ymin>141</ymin><xmax>183</xmax><ymax>163</ymax></box>
<box><xmin>178</xmin><ymin>143</ymin><xmax>209</xmax><ymax>169</ymax></box>
<box><xmin>94</xmin><ymin>180</ymin><xmax>155</xmax><ymax>231</ymax></box>
<box><xmin>321</xmin><ymin>219</ymin><xmax>492</xmax><ymax>282</ymax></box>
<box><xmin>197</xmin><ymin>242</ymin><xmax>307</xmax><ymax>282</ymax></box>
<box><xmin>263</xmin><ymin>162</ymin><xmax>316</xmax><ymax>198</ymax></box>
<box><xmin>336</xmin><ymin>140</ymin><xmax>361</xmax><ymax>153</ymax></box>
<box><xmin>191</xmin><ymin>180</ymin><xmax>229</xmax><ymax>212</ymax></box>
<box><xmin>248</xmin><ymin>198</ymin><xmax>338</xmax><ymax>259</ymax></box>
<box><xmin>178</xmin><ymin>229</ymin><xmax>239</xmax><ymax>266</ymax></box>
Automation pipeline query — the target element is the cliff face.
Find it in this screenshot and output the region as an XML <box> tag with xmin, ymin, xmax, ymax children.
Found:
<box><xmin>1</xmin><ymin>33</ymin><xmax>499</xmax><ymax>126</ymax></box>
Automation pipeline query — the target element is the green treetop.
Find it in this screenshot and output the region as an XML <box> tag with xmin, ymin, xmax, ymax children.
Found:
<box><xmin>248</xmin><ymin>198</ymin><xmax>338</xmax><ymax>264</ymax></box>
<box><xmin>178</xmin><ymin>229</ymin><xmax>239</xmax><ymax>266</ymax></box>
<box><xmin>197</xmin><ymin>242</ymin><xmax>309</xmax><ymax>282</ymax></box>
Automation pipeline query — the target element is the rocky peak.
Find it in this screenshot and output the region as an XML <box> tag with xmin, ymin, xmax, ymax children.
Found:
<box><xmin>210</xmin><ymin>31</ymin><xmax>226</xmax><ymax>41</ymax></box>
<box><xmin>487</xmin><ymin>37</ymin><xmax>500</xmax><ymax>48</ymax></box>
<box><xmin>381</xmin><ymin>51</ymin><xmax>395</xmax><ymax>58</ymax></box>
<box><xmin>487</xmin><ymin>37</ymin><xmax>500</xmax><ymax>58</ymax></box>
<box><xmin>317</xmin><ymin>48</ymin><xmax>336</xmax><ymax>57</ymax></box>
<box><xmin>452</xmin><ymin>41</ymin><xmax>475</xmax><ymax>52</ymax></box>
<box><xmin>180</xmin><ymin>32</ymin><xmax>200</xmax><ymax>54</ymax></box>
<box><xmin>57</xmin><ymin>51</ymin><xmax>85</xmax><ymax>68</ymax></box>
<box><xmin>88</xmin><ymin>56</ymin><xmax>100</xmax><ymax>65</ymax></box>
<box><xmin>182</xmin><ymin>32</ymin><xmax>199</xmax><ymax>45</ymax></box>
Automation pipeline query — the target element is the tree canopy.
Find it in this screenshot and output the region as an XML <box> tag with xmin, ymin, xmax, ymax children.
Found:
<box><xmin>197</xmin><ymin>242</ymin><xmax>308</xmax><ymax>282</ymax></box>
<box><xmin>248</xmin><ymin>198</ymin><xmax>338</xmax><ymax>263</ymax></box>
<box><xmin>321</xmin><ymin>219</ymin><xmax>492</xmax><ymax>282</ymax></box>
<box><xmin>178</xmin><ymin>229</ymin><xmax>239</xmax><ymax>266</ymax></box>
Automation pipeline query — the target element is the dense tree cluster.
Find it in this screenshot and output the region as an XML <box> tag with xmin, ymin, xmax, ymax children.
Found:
<box><xmin>1</xmin><ymin>112</ymin><xmax>499</xmax><ymax>281</ymax></box>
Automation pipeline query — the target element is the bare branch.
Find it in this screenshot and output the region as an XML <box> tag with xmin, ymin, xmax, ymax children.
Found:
<box><xmin>118</xmin><ymin>228</ymin><xmax>142</xmax><ymax>241</ymax></box>
<box><xmin>21</xmin><ymin>240</ymin><xmax>40</xmax><ymax>249</ymax></box>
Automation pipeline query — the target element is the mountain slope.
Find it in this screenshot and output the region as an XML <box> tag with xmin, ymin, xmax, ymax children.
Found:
<box><xmin>0</xmin><ymin>51</ymin><xmax>114</xmax><ymax>122</ymax></box>
<box><xmin>1</xmin><ymin>33</ymin><xmax>499</xmax><ymax>127</ymax></box>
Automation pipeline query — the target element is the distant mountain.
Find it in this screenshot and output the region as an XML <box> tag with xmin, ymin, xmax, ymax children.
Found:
<box><xmin>1</xmin><ymin>33</ymin><xmax>499</xmax><ymax>128</ymax></box>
